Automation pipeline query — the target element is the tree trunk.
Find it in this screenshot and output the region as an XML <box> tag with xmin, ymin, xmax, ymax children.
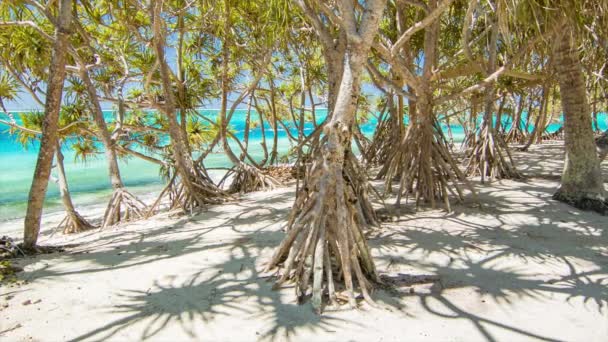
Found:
<box><xmin>216</xmin><ymin>5</ymin><xmax>278</xmax><ymax>194</ymax></box>
<box><xmin>23</xmin><ymin>0</ymin><xmax>72</xmax><ymax>249</ymax></box>
<box><xmin>269</xmin><ymin>47</ymin><xmax>376</xmax><ymax>310</ymax></box>
<box><xmin>79</xmin><ymin>67</ymin><xmax>147</xmax><ymax>227</ymax></box>
<box><xmin>269</xmin><ymin>0</ymin><xmax>387</xmax><ymax>311</ymax></box>
<box><xmin>149</xmin><ymin>0</ymin><xmax>226</xmax><ymax>212</ymax></box>
<box><xmin>55</xmin><ymin>144</ymin><xmax>94</xmax><ymax>234</ymax></box>
<box><xmin>80</xmin><ymin>69</ymin><xmax>124</xmax><ymax>190</ymax></box>
<box><xmin>379</xmin><ymin>1</ymin><xmax>475</xmax><ymax>210</ymax></box>
<box><xmin>552</xmin><ymin>26</ymin><xmax>606</xmax><ymax>213</ymax></box>
<box><xmin>268</xmin><ymin>76</ymin><xmax>279</xmax><ymax>165</ymax></box>
<box><xmin>465</xmin><ymin>17</ymin><xmax>520</xmax><ymax>181</ymax></box>
<box><xmin>495</xmin><ymin>95</ymin><xmax>507</xmax><ymax>134</ymax></box>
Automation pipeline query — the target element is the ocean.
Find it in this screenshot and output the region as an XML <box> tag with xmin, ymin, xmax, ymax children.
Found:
<box><xmin>0</xmin><ymin>109</ymin><xmax>604</xmax><ymax>221</ymax></box>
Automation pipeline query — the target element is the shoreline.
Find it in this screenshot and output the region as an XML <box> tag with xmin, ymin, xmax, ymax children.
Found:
<box><xmin>0</xmin><ymin>141</ymin><xmax>606</xmax><ymax>341</ymax></box>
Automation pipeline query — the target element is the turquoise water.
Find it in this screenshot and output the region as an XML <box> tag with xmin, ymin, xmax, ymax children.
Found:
<box><xmin>0</xmin><ymin>108</ymin><xmax>333</xmax><ymax>221</ymax></box>
<box><xmin>0</xmin><ymin>109</ymin><xmax>605</xmax><ymax>221</ymax></box>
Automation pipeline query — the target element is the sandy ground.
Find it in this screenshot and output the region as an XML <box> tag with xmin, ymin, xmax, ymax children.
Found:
<box><xmin>1</xmin><ymin>141</ymin><xmax>607</xmax><ymax>341</ymax></box>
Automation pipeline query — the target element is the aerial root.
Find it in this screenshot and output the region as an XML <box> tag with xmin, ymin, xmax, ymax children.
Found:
<box><xmin>379</xmin><ymin>122</ymin><xmax>476</xmax><ymax>211</ymax></box>
<box><xmin>224</xmin><ymin>163</ymin><xmax>281</xmax><ymax>194</ymax></box>
<box><xmin>364</xmin><ymin>113</ymin><xmax>400</xmax><ymax>166</ymax></box>
<box><xmin>148</xmin><ymin>169</ymin><xmax>230</xmax><ymax>217</ymax></box>
<box><xmin>344</xmin><ymin>153</ymin><xmax>381</xmax><ymax>227</ymax></box>
<box><xmin>266</xmin><ymin>156</ymin><xmax>378</xmax><ymax>313</ymax></box>
<box><xmin>102</xmin><ymin>187</ymin><xmax>148</xmax><ymax>228</ymax></box>
<box><xmin>59</xmin><ymin>211</ymin><xmax>95</xmax><ymax>234</ymax></box>
<box><xmin>505</xmin><ymin>128</ymin><xmax>528</xmax><ymax>144</ymax></box>
<box><xmin>464</xmin><ymin>124</ymin><xmax>522</xmax><ymax>182</ymax></box>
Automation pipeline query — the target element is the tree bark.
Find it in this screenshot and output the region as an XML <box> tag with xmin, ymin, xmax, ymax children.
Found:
<box><xmin>552</xmin><ymin>25</ymin><xmax>606</xmax><ymax>212</ymax></box>
<box><xmin>80</xmin><ymin>68</ymin><xmax>124</xmax><ymax>189</ymax></box>
<box><xmin>271</xmin><ymin>0</ymin><xmax>387</xmax><ymax>311</ymax></box>
<box><xmin>23</xmin><ymin>0</ymin><xmax>72</xmax><ymax>249</ymax></box>
<box><xmin>148</xmin><ymin>0</ymin><xmax>226</xmax><ymax>212</ymax></box>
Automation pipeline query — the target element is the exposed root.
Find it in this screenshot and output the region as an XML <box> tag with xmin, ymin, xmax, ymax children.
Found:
<box><xmin>264</xmin><ymin>165</ymin><xmax>299</xmax><ymax>182</ymax></box>
<box><xmin>222</xmin><ymin>163</ymin><xmax>281</xmax><ymax>194</ymax></box>
<box><xmin>460</xmin><ymin>131</ymin><xmax>477</xmax><ymax>151</ymax></box>
<box><xmin>267</xmin><ymin>148</ymin><xmax>379</xmax><ymax>312</ymax></box>
<box><xmin>1</xmin><ymin>236</ymin><xmax>25</xmax><ymax>258</ymax></box>
<box><xmin>505</xmin><ymin>128</ymin><xmax>528</xmax><ymax>144</ymax></box>
<box><xmin>148</xmin><ymin>166</ymin><xmax>229</xmax><ymax>216</ymax></box>
<box><xmin>58</xmin><ymin>211</ymin><xmax>95</xmax><ymax>234</ymax></box>
<box><xmin>102</xmin><ymin>187</ymin><xmax>148</xmax><ymax>228</ymax></box>
<box><xmin>553</xmin><ymin>190</ymin><xmax>608</xmax><ymax>215</ymax></box>
<box><xmin>541</xmin><ymin>127</ymin><xmax>564</xmax><ymax>141</ymax></box>
<box><xmin>378</xmin><ymin>120</ymin><xmax>476</xmax><ymax>212</ymax></box>
<box><xmin>464</xmin><ymin>124</ymin><xmax>522</xmax><ymax>182</ymax></box>
<box><xmin>344</xmin><ymin>154</ymin><xmax>381</xmax><ymax>227</ymax></box>
<box><xmin>364</xmin><ymin>111</ymin><xmax>400</xmax><ymax>165</ymax></box>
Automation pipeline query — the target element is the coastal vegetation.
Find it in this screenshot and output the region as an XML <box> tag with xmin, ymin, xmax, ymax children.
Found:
<box><xmin>0</xmin><ymin>0</ymin><xmax>607</xmax><ymax>316</ymax></box>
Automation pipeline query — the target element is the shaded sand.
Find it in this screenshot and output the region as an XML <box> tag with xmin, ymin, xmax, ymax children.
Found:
<box><xmin>1</xmin><ymin>141</ymin><xmax>607</xmax><ymax>341</ymax></box>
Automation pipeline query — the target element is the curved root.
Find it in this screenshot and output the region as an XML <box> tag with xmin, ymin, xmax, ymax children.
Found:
<box><xmin>379</xmin><ymin>121</ymin><xmax>476</xmax><ymax>211</ymax></box>
<box><xmin>148</xmin><ymin>167</ymin><xmax>229</xmax><ymax>216</ymax></box>
<box><xmin>58</xmin><ymin>211</ymin><xmax>95</xmax><ymax>234</ymax></box>
<box><xmin>464</xmin><ymin>125</ymin><xmax>522</xmax><ymax>182</ymax></box>
<box><xmin>224</xmin><ymin>163</ymin><xmax>281</xmax><ymax>194</ymax></box>
<box><xmin>102</xmin><ymin>188</ymin><xmax>148</xmax><ymax>228</ymax></box>
<box><xmin>267</xmin><ymin>151</ymin><xmax>378</xmax><ymax>312</ymax></box>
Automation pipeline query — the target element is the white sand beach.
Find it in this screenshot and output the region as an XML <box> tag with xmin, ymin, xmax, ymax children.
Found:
<box><xmin>1</xmin><ymin>142</ymin><xmax>607</xmax><ymax>341</ymax></box>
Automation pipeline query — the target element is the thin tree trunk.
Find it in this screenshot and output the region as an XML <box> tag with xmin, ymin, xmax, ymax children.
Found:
<box><xmin>149</xmin><ymin>0</ymin><xmax>226</xmax><ymax>213</ymax></box>
<box><xmin>240</xmin><ymin>94</ymin><xmax>253</xmax><ymax>162</ymax></box>
<box><xmin>23</xmin><ymin>0</ymin><xmax>72</xmax><ymax>249</ymax></box>
<box><xmin>252</xmin><ymin>94</ymin><xmax>269</xmax><ymax>165</ymax></box>
<box><xmin>268</xmin><ymin>76</ymin><xmax>279</xmax><ymax>165</ymax></box>
<box><xmin>55</xmin><ymin>143</ymin><xmax>93</xmax><ymax>233</ymax></box>
<box><xmin>80</xmin><ymin>68</ymin><xmax>124</xmax><ymax>189</ymax></box>
<box><xmin>521</xmin><ymin>83</ymin><xmax>549</xmax><ymax>150</ymax></box>
<box><xmin>495</xmin><ymin>95</ymin><xmax>507</xmax><ymax>134</ymax></box>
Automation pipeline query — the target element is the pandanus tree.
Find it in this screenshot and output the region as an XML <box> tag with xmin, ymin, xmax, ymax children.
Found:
<box><xmin>18</xmin><ymin>0</ymin><xmax>73</xmax><ymax>249</ymax></box>
<box><xmin>461</xmin><ymin>0</ymin><xmax>521</xmax><ymax>181</ymax></box>
<box><xmin>0</xmin><ymin>5</ymin><xmax>94</xmax><ymax>234</ymax></box>
<box><xmin>205</xmin><ymin>0</ymin><xmax>281</xmax><ymax>194</ymax></box>
<box><xmin>72</xmin><ymin>56</ymin><xmax>148</xmax><ymax>227</ymax></box>
<box><xmin>372</xmin><ymin>0</ymin><xmax>476</xmax><ymax>211</ymax></box>
<box><xmin>148</xmin><ymin>0</ymin><xmax>228</xmax><ymax>212</ymax></box>
<box><xmin>267</xmin><ymin>0</ymin><xmax>387</xmax><ymax>312</ymax></box>
<box><xmin>498</xmin><ymin>0</ymin><xmax>608</xmax><ymax>213</ymax></box>
<box><xmin>68</xmin><ymin>1</ymin><xmax>164</xmax><ymax>227</ymax></box>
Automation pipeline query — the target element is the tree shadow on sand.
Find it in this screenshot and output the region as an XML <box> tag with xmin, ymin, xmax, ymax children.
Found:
<box><xmin>66</xmin><ymin>234</ymin><xmax>350</xmax><ymax>342</ymax></box>
<box><xmin>372</xmin><ymin>174</ymin><xmax>607</xmax><ymax>341</ymax></box>
<box><xmin>12</xmin><ymin>173</ymin><xmax>608</xmax><ymax>342</ymax></box>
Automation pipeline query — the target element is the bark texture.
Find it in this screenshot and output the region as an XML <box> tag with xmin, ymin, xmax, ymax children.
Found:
<box><xmin>552</xmin><ymin>26</ymin><xmax>607</xmax><ymax>214</ymax></box>
<box><xmin>23</xmin><ymin>0</ymin><xmax>73</xmax><ymax>249</ymax></box>
<box><xmin>149</xmin><ymin>0</ymin><xmax>227</xmax><ymax>213</ymax></box>
<box><xmin>269</xmin><ymin>0</ymin><xmax>386</xmax><ymax>312</ymax></box>
<box><xmin>80</xmin><ymin>67</ymin><xmax>147</xmax><ymax>227</ymax></box>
